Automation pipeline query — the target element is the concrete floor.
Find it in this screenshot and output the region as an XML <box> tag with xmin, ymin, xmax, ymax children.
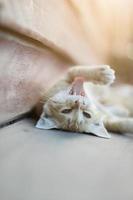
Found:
<box><xmin>0</xmin><ymin>119</ymin><xmax>133</xmax><ymax>200</ymax></box>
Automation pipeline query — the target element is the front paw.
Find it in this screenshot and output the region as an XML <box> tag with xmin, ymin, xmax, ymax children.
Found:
<box><xmin>96</xmin><ymin>65</ymin><xmax>115</xmax><ymax>85</ymax></box>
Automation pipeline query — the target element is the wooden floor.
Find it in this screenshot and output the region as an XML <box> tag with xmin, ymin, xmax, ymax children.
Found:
<box><xmin>0</xmin><ymin>119</ymin><xmax>133</xmax><ymax>200</ymax></box>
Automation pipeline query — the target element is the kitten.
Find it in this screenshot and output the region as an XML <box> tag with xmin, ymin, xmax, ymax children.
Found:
<box><xmin>36</xmin><ymin>65</ymin><xmax>133</xmax><ymax>138</ymax></box>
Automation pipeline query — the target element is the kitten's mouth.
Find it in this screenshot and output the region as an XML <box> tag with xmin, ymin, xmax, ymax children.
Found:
<box><xmin>69</xmin><ymin>77</ymin><xmax>86</xmax><ymax>96</ymax></box>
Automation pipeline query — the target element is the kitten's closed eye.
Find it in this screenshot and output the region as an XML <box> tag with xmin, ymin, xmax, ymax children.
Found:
<box><xmin>61</xmin><ymin>108</ymin><xmax>72</xmax><ymax>114</ymax></box>
<box><xmin>83</xmin><ymin>111</ymin><xmax>91</xmax><ymax>118</ymax></box>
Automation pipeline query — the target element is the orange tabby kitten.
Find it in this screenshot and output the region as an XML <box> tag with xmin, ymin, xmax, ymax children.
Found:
<box><xmin>36</xmin><ymin>65</ymin><xmax>133</xmax><ymax>138</ymax></box>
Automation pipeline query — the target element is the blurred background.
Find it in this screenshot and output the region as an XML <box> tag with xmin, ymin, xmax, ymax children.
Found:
<box><xmin>1</xmin><ymin>0</ymin><xmax>133</xmax><ymax>83</ymax></box>
<box><xmin>70</xmin><ymin>0</ymin><xmax>133</xmax><ymax>83</ymax></box>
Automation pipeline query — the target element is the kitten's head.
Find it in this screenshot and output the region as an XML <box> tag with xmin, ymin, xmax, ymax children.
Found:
<box><xmin>36</xmin><ymin>78</ymin><xmax>110</xmax><ymax>138</ymax></box>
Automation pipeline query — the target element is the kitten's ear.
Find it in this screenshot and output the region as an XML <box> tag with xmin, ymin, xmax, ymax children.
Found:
<box><xmin>36</xmin><ymin>115</ymin><xmax>57</xmax><ymax>130</ymax></box>
<box><xmin>87</xmin><ymin>120</ymin><xmax>111</xmax><ymax>139</ymax></box>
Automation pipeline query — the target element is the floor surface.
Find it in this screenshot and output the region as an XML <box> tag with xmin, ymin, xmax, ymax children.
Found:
<box><xmin>0</xmin><ymin>119</ymin><xmax>133</xmax><ymax>200</ymax></box>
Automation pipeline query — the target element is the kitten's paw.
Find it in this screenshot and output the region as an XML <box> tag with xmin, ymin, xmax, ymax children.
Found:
<box><xmin>95</xmin><ymin>65</ymin><xmax>115</xmax><ymax>85</ymax></box>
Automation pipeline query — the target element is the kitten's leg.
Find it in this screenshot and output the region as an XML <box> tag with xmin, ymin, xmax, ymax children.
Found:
<box><xmin>104</xmin><ymin>116</ymin><xmax>133</xmax><ymax>133</ymax></box>
<box><xmin>106</xmin><ymin>105</ymin><xmax>129</xmax><ymax>117</ymax></box>
<box><xmin>66</xmin><ymin>65</ymin><xmax>115</xmax><ymax>85</ymax></box>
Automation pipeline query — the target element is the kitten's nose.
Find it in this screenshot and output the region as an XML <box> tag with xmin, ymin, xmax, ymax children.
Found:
<box><xmin>75</xmin><ymin>100</ymin><xmax>79</xmax><ymax>105</ymax></box>
<box><xmin>74</xmin><ymin>100</ymin><xmax>80</xmax><ymax>108</ymax></box>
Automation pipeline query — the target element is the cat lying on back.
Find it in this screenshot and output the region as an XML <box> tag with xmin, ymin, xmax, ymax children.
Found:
<box><xmin>36</xmin><ymin>65</ymin><xmax>133</xmax><ymax>138</ymax></box>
